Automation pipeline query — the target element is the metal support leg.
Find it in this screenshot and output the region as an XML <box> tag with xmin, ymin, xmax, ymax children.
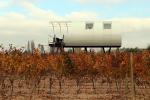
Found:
<box><xmin>72</xmin><ymin>48</ymin><xmax>74</xmax><ymax>53</ymax></box>
<box><xmin>117</xmin><ymin>47</ymin><xmax>120</xmax><ymax>52</ymax></box>
<box><xmin>56</xmin><ymin>47</ymin><xmax>59</xmax><ymax>53</ymax></box>
<box><xmin>60</xmin><ymin>47</ymin><xmax>64</xmax><ymax>53</ymax></box>
<box><xmin>50</xmin><ymin>46</ymin><xmax>54</xmax><ymax>53</ymax></box>
<box><xmin>108</xmin><ymin>47</ymin><xmax>111</xmax><ymax>53</ymax></box>
<box><xmin>85</xmin><ymin>47</ymin><xmax>87</xmax><ymax>52</ymax></box>
<box><xmin>102</xmin><ymin>47</ymin><xmax>105</xmax><ymax>53</ymax></box>
<box><xmin>90</xmin><ymin>49</ymin><xmax>92</xmax><ymax>52</ymax></box>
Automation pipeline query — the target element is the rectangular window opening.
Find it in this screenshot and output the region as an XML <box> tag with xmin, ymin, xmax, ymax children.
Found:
<box><xmin>85</xmin><ymin>23</ymin><xmax>94</xmax><ymax>30</ymax></box>
<box><xmin>103</xmin><ymin>22</ymin><xmax>112</xmax><ymax>29</ymax></box>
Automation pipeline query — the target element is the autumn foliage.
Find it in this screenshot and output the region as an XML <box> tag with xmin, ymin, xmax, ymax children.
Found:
<box><xmin>0</xmin><ymin>48</ymin><xmax>150</xmax><ymax>81</ymax></box>
<box><xmin>0</xmin><ymin>47</ymin><xmax>150</xmax><ymax>100</ymax></box>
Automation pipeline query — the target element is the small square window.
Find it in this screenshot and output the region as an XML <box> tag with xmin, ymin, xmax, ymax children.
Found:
<box><xmin>86</xmin><ymin>23</ymin><xmax>94</xmax><ymax>29</ymax></box>
<box><xmin>103</xmin><ymin>22</ymin><xmax>112</xmax><ymax>29</ymax></box>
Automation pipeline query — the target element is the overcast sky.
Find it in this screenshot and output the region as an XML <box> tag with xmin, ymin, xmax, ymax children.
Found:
<box><xmin>0</xmin><ymin>0</ymin><xmax>150</xmax><ymax>49</ymax></box>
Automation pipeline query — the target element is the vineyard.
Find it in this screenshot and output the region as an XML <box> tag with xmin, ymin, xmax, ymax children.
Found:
<box><xmin>0</xmin><ymin>48</ymin><xmax>150</xmax><ymax>100</ymax></box>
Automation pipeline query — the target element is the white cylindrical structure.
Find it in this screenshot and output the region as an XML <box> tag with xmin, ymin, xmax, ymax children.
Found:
<box><xmin>50</xmin><ymin>21</ymin><xmax>122</xmax><ymax>47</ymax></box>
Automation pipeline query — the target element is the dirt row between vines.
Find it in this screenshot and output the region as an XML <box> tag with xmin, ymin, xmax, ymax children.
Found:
<box><xmin>0</xmin><ymin>76</ymin><xmax>150</xmax><ymax>100</ymax></box>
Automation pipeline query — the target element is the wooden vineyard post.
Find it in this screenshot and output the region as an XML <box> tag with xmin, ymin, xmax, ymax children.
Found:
<box><xmin>125</xmin><ymin>73</ymin><xmax>128</xmax><ymax>100</ymax></box>
<box><xmin>130</xmin><ymin>52</ymin><xmax>136</xmax><ymax>100</ymax></box>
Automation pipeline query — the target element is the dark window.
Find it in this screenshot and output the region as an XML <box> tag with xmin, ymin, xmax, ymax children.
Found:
<box><xmin>103</xmin><ymin>22</ymin><xmax>112</xmax><ymax>29</ymax></box>
<box><xmin>86</xmin><ymin>23</ymin><xmax>94</xmax><ymax>29</ymax></box>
